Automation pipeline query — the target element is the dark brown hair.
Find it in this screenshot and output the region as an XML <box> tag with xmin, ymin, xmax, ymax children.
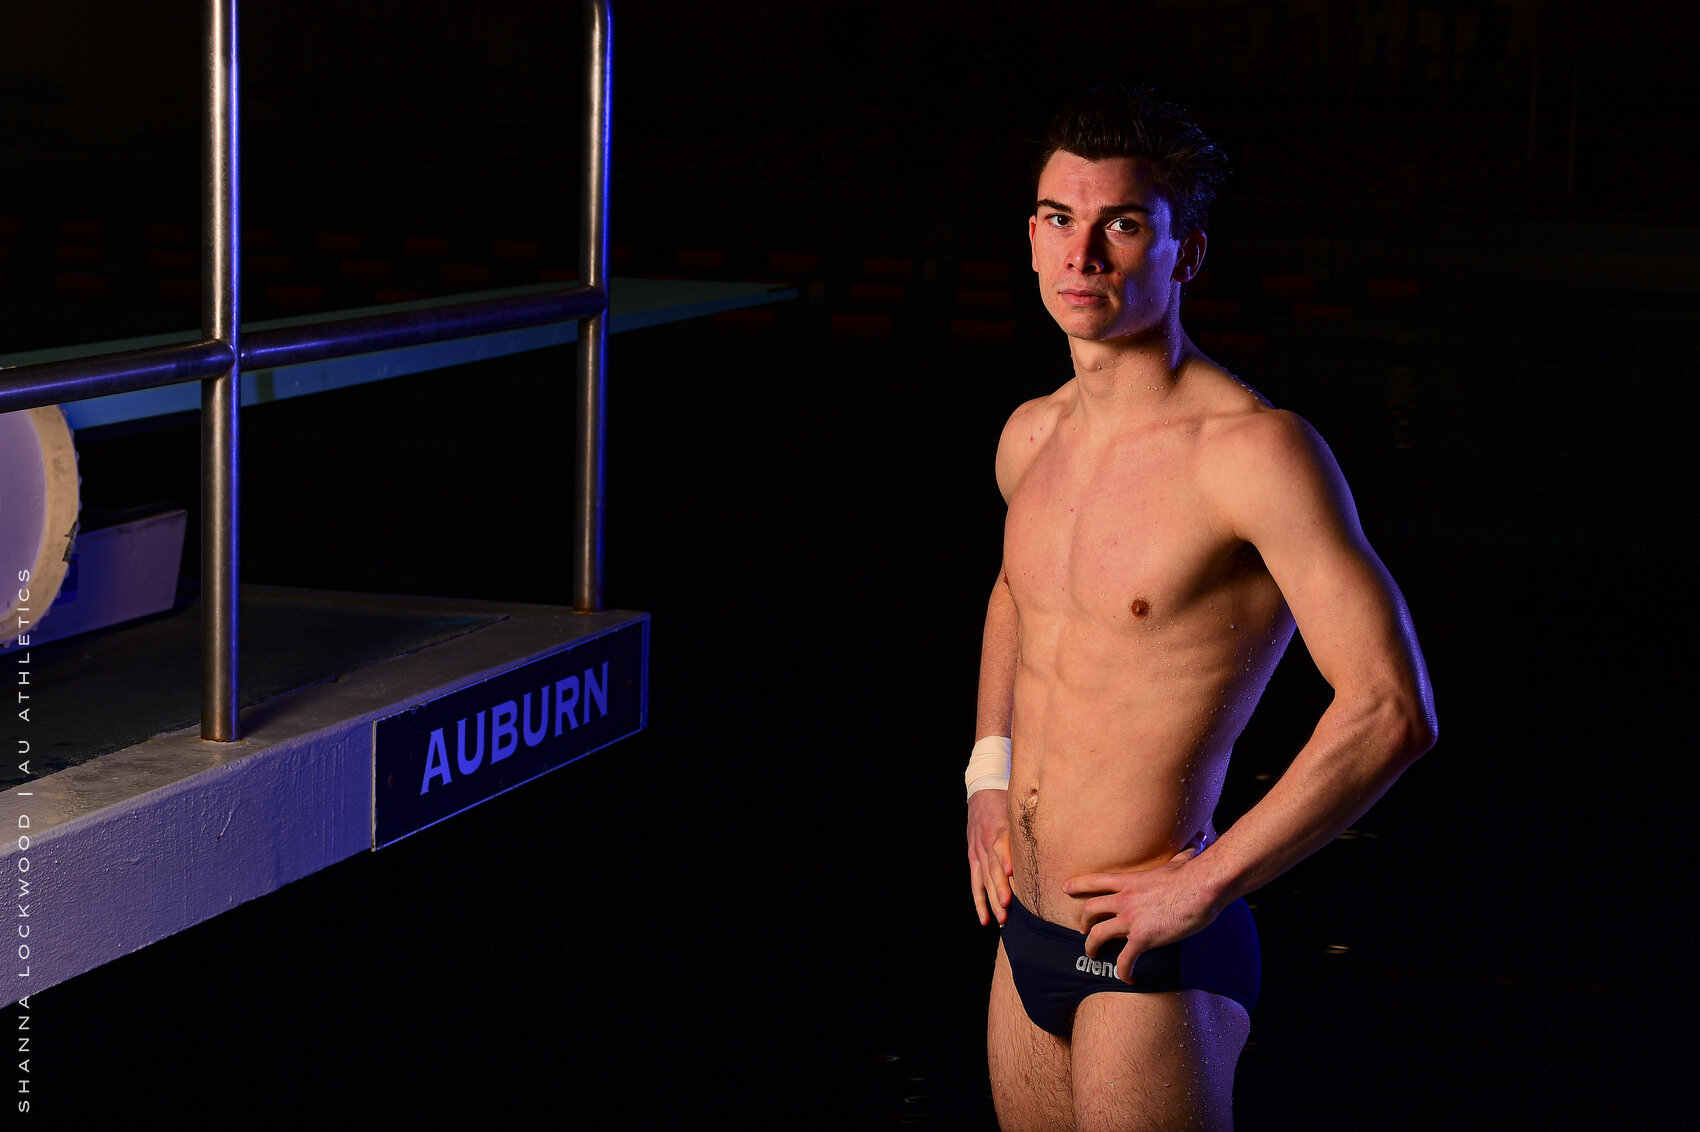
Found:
<box><xmin>1036</xmin><ymin>84</ymin><xmax>1229</xmax><ymax>237</ymax></box>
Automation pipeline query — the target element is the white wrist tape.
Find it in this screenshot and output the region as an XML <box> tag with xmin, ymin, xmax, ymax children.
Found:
<box><xmin>964</xmin><ymin>735</ymin><xmax>1011</xmax><ymax>799</ymax></box>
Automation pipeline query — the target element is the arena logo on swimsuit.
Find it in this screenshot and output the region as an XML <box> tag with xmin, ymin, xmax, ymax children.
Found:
<box><xmin>1076</xmin><ymin>955</ymin><xmax>1121</xmax><ymax>980</ymax></box>
<box><xmin>418</xmin><ymin>663</ymin><xmax>610</xmax><ymax>794</ymax></box>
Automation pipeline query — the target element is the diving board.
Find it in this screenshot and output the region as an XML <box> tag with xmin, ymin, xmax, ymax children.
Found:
<box><xmin>0</xmin><ymin>273</ymin><xmax>790</xmax><ymax>1001</ymax></box>
<box><xmin>2</xmin><ymin>587</ymin><xmax>647</xmax><ymax>1000</ymax></box>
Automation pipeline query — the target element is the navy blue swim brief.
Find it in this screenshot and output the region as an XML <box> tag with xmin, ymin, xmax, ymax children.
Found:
<box><xmin>1000</xmin><ymin>892</ymin><xmax>1260</xmax><ymax>1037</ymax></box>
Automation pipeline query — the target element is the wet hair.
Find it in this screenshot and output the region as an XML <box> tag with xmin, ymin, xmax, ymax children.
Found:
<box><xmin>1035</xmin><ymin>84</ymin><xmax>1229</xmax><ymax>237</ymax></box>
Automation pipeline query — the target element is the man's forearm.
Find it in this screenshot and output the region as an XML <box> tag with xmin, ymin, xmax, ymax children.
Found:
<box><xmin>976</xmin><ymin>573</ymin><xmax>1017</xmax><ymax>741</ymax></box>
<box><xmin>1196</xmin><ymin>685</ymin><xmax>1436</xmax><ymax>910</ymax></box>
<box><xmin>967</xmin><ymin>573</ymin><xmax>1018</xmax><ymax>925</ymax></box>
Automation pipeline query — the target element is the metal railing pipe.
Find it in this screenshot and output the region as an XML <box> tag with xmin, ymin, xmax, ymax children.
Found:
<box><xmin>241</xmin><ymin>285</ymin><xmax>606</xmax><ymax>372</ymax></box>
<box><xmin>0</xmin><ymin>339</ymin><xmax>234</xmax><ymax>416</ymax></box>
<box><xmin>575</xmin><ymin>0</ymin><xmax>613</xmax><ymax>614</ymax></box>
<box><xmin>0</xmin><ymin>0</ymin><xmax>617</xmax><ymax>738</ymax></box>
<box><xmin>0</xmin><ymin>286</ymin><xmax>607</xmax><ymax>418</ymax></box>
<box><xmin>201</xmin><ymin>0</ymin><xmax>241</xmax><ymax>742</ymax></box>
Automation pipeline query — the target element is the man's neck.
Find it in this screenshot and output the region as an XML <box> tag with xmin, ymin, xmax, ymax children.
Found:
<box><xmin>1066</xmin><ymin>318</ymin><xmax>1196</xmax><ymax>429</ymax></box>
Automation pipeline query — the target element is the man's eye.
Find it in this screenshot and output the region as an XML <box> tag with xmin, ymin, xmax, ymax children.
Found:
<box><xmin>1045</xmin><ymin>214</ymin><xmax>1071</xmax><ymax>229</ymax></box>
<box><xmin>1109</xmin><ymin>218</ymin><xmax>1140</xmax><ymax>233</ymax></box>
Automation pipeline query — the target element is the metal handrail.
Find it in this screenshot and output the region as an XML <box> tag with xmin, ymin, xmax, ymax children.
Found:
<box><xmin>0</xmin><ymin>0</ymin><xmax>615</xmax><ymax>742</ymax></box>
<box><xmin>0</xmin><ymin>340</ymin><xmax>236</xmax><ymax>413</ymax></box>
<box><xmin>0</xmin><ymin>287</ymin><xmax>610</xmax><ymax>415</ymax></box>
<box><xmin>243</xmin><ymin>286</ymin><xmax>607</xmax><ymax>372</ymax></box>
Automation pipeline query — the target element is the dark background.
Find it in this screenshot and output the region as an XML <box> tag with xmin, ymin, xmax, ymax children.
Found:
<box><xmin>3</xmin><ymin>1</ymin><xmax>1696</xmax><ymax>1127</ymax></box>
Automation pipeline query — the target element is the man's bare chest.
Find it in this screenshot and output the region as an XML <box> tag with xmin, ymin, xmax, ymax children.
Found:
<box><xmin>1003</xmin><ymin>434</ymin><xmax>1231</xmax><ymax>623</ymax></box>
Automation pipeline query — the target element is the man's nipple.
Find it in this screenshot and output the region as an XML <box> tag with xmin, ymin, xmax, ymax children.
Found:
<box><xmin>1129</xmin><ymin>598</ymin><xmax>1150</xmax><ymax>618</ymax></box>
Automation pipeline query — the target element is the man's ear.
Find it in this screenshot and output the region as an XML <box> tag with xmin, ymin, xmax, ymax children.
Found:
<box><xmin>1173</xmin><ymin>229</ymin><xmax>1207</xmax><ymax>283</ymax></box>
<box><xmin>1028</xmin><ymin>215</ymin><xmax>1039</xmax><ymax>273</ymax></box>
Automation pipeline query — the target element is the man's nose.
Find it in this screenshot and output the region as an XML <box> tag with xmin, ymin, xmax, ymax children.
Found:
<box><xmin>1066</xmin><ymin>232</ymin><xmax>1105</xmax><ymax>274</ymax></box>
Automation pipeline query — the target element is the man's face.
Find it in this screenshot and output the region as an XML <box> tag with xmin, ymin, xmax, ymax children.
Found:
<box><xmin>1028</xmin><ymin>151</ymin><xmax>1202</xmax><ymax>342</ymax></box>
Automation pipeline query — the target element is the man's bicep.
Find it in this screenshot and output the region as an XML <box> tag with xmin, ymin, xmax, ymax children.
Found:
<box><xmin>1277</xmin><ymin>536</ymin><xmax>1423</xmax><ymax>700</ymax></box>
<box><xmin>1223</xmin><ymin>414</ymin><xmax>1426</xmax><ymax>698</ymax></box>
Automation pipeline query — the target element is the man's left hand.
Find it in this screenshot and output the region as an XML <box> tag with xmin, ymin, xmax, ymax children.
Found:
<box><xmin>1062</xmin><ymin>848</ymin><xmax>1221</xmax><ymax>984</ymax></box>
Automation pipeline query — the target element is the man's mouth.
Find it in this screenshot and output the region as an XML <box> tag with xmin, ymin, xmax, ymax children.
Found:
<box><xmin>1057</xmin><ymin>289</ymin><xmax>1110</xmax><ymax>307</ymax></box>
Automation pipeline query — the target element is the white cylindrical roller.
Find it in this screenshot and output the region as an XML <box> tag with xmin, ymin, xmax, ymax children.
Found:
<box><xmin>1</xmin><ymin>406</ymin><xmax>80</xmax><ymax>647</ymax></box>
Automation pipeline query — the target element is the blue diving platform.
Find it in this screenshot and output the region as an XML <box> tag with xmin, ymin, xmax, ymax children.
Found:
<box><xmin>1</xmin><ymin>275</ymin><xmax>790</xmax><ymax>1001</ymax></box>
<box><xmin>3</xmin><ymin>588</ymin><xmax>646</xmax><ymax>994</ymax></box>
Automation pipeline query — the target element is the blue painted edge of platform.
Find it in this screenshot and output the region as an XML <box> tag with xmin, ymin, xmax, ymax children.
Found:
<box><xmin>0</xmin><ymin>277</ymin><xmax>795</xmax><ymax>430</ymax></box>
<box><xmin>0</xmin><ymin>600</ymin><xmax>650</xmax><ymax>1003</ymax></box>
<box><xmin>373</xmin><ymin>616</ymin><xmax>650</xmax><ymax>848</ymax></box>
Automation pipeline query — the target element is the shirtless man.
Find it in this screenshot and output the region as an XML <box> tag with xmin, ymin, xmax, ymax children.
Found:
<box><xmin>963</xmin><ymin>87</ymin><xmax>1437</xmax><ymax>1130</ymax></box>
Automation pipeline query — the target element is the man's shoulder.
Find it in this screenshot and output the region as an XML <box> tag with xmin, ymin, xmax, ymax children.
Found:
<box><xmin>1198</xmin><ymin>401</ymin><xmax>1353</xmax><ymax>537</ymax></box>
<box><xmin>1004</xmin><ymin>384</ymin><xmax>1073</xmax><ymax>431</ymax></box>
<box><xmin>1174</xmin><ymin>357</ymin><xmax>1311</xmax><ymax>462</ymax></box>
<box><xmin>1202</xmin><ymin>402</ymin><xmax>1324</xmax><ymax>467</ymax></box>
<box><xmin>993</xmin><ymin>384</ymin><xmax>1073</xmax><ymax>498</ymax></box>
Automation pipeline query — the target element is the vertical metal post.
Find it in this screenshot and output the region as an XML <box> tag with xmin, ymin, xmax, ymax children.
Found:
<box><xmin>201</xmin><ymin>0</ymin><xmax>241</xmax><ymax>740</ymax></box>
<box><xmin>574</xmin><ymin>0</ymin><xmax>613</xmax><ymax>614</ymax></box>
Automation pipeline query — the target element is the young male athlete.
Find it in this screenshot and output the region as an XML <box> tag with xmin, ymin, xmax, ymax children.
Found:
<box><xmin>962</xmin><ymin>86</ymin><xmax>1436</xmax><ymax>1130</ymax></box>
